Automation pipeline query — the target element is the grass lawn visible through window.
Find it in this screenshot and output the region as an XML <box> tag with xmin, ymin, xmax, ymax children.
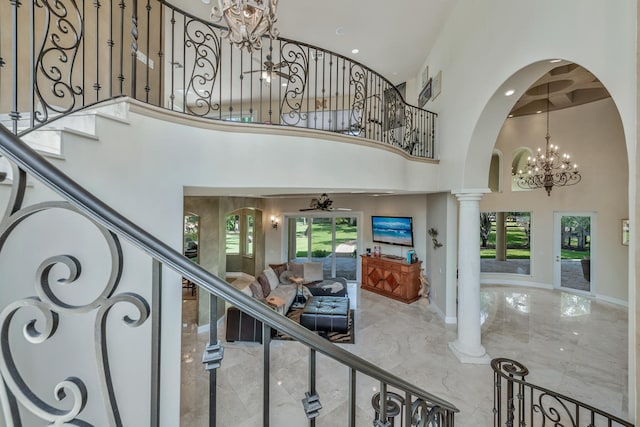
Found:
<box><xmin>295</xmin><ymin>218</ymin><xmax>357</xmax><ymax>258</ymax></box>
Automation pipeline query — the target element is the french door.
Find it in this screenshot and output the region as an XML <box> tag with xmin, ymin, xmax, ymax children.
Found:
<box><xmin>286</xmin><ymin>214</ymin><xmax>360</xmax><ymax>280</ymax></box>
<box><xmin>553</xmin><ymin>212</ymin><xmax>595</xmax><ymax>293</ymax></box>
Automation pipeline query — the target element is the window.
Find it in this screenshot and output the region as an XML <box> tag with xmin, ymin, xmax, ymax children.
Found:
<box><xmin>244</xmin><ymin>213</ymin><xmax>254</xmax><ymax>257</ymax></box>
<box><xmin>226</xmin><ymin>214</ymin><xmax>240</xmax><ymax>255</ymax></box>
<box><xmin>489</xmin><ymin>150</ymin><xmax>502</xmax><ymax>192</ymax></box>
<box><xmin>286</xmin><ymin>215</ymin><xmax>359</xmax><ymax>280</ymax></box>
<box><xmin>511</xmin><ymin>148</ymin><xmax>533</xmax><ymax>192</ymax></box>
<box><xmin>480</xmin><ymin>211</ymin><xmax>531</xmax><ymax>275</ymax></box>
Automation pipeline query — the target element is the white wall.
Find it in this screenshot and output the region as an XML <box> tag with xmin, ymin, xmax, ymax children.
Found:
<box><xmin>426</xmin><ymin>192</ymin><xmax>458</xmax><ymax>323</ymax></box>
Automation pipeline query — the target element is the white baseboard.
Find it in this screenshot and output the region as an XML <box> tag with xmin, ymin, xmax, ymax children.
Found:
<box><xmin>445</xmin><ymin>315</ymin><xmax>457</xmax><ymax>324</ymax></box>
<box><xmin>481</xmin><ymin>279</ymin><xmax>553</xmax><ymax>290</ymax></box>
<box><xmin>429</xmin><ymin>301</ymin><xmax>456</xmax><ymax>324</ymax></box>
<box><xmin>595</xmin><ymin>293</ymin><xmax>629</xmax><ymax>307</ymax></box>
<box><xmin>197</xmin><ymin>315</ymin><xmax>225</xmax><ymax>335</ymax></box>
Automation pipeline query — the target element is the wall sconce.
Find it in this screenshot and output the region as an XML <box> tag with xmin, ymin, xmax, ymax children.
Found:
<box><xmin>271</xmin><ymin>216</ymin><xmax>279</xmax><ymax>230</ymax></box>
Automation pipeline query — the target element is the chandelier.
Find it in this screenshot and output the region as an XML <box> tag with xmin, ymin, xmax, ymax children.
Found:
<box><xmin>211</xmin><ymin>0</ymin><xmax>279</xmax><ymax>52</ymax></box>
<box><xmin>515</xmin><ymin>83</ymin><xmax>581</xmax><ymax>196</ymax></box>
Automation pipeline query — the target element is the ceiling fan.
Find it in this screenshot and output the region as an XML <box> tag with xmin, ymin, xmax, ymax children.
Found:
<box><xmin>243</xmin><ymin>55</ymin><xmax>292</xmax><ymax>82</ymax></box>
<box><xmin>299</xmin><ymin>193</ymin><xmax>351</xmax><ymax>211</ymax></box>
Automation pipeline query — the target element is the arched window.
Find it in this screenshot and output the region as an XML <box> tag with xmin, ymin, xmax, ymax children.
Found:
<box><xmin>511</xmin><ymin>147</ymin><xmax>533</xmax><ymax>192</ymax></box>
<box><xmin>488</xmin><ymin>150</ymin><xmax>502</xmax><ymax>192</ymax></box>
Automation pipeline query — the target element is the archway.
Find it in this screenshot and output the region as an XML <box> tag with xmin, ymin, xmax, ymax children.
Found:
<box><xmin>455</xmin><ymin>59</ymin><xmax>632</xmax><ymax>413</ymax></box>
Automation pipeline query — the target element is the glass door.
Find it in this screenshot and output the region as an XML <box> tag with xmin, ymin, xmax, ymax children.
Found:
<box><xmin>554</xmin><ymin>213</ymin><xmax>593</xmax><ymax>293</ymax></box>
<box><xmin>287</xmin><ymin>214</ymin><xmax>359</xmax><ymax>280</ymax></box>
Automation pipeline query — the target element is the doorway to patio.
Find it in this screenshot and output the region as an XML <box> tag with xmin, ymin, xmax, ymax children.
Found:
<box><xmin>554</xmin><ymin>212</ymin><xmax>594</xmax><ymax>293</ymax></box>
<box><xmin>285</xmin><ymin>214</ymin><xmax>361</xmax><ymax>280</ymax></box>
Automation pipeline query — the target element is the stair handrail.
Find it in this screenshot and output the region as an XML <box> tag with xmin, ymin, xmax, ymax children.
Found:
<box><xmin>0</xmin><ymin>123</ymin><xmax>458</xmax><ymax>414</ymax></box>
<box><xmin>492</xmin><ymin>358</ymin><xmax>632</xmax><ymax>426</ymax></box>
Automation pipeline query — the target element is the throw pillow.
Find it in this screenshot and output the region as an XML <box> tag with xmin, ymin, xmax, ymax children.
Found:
<box><xmin>249</xmin><ymin>281</ymin><xmax>264</xmax><ymax>299</ymax></box>
<box><xmin>264</xmin><ymin>268</ymin><xmax>280</xmax><ymax>292</ymax></box>
<box><xmin>304</xmin><ymin>262</ymin><xmax>323</xmax><ymax>282</ymax></box>
<box><xmin>257</xmin><ymin>273</ymin><xmax>271</xmax><ymax>297</ymax></box>
<box><xmin>268</xmin><ymin>262</ymin><xmax>288</xmax><ymax>278</ymax></box>
<box><xmin>289</xmin><ymin>262</ymin><xmax>304</xmax><ymax>277</ymax></box>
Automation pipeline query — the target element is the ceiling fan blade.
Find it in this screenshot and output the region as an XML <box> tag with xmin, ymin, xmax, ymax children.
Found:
<box><xmin>332</xmin><ymin>208</ymin><xmax>352</xmax><ymax>211</ymax></box>
<box><xmin>299</xmin><ymin>208</ymin><xmax>317</xmax><ymax>211</ymax></box>
<box><xmin>271</xmin><ymin>61</ymin><xmax>287</xmax><ymax>70</ymax></box>
<box><xmin>243</xmin><ymin>70</ymin><xmax>263</xmax><ymax>74</ymax></box>
<box><xmin>273</xmin><ymin>71</ymin><xmax>293</xmax><ymax>81</ymax></box>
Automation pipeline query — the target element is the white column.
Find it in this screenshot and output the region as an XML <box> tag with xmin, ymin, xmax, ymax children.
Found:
<box><xmin>449</xmin><ymin>190</ymin><xmax>491</xmax><ymax>364</ymax></box>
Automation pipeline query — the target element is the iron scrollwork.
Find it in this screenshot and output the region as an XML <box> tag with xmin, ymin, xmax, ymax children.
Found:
<box><xmin>412</xmin><ymin>400</ymin><xmax>449</xmax><ymax>427</ymax></box>
<box><xmin>33</xmin><ymin>0</ymin><xmax>84</xmax><ymax>124</ymax></box>
<box><xmin>0</xmin><ymin>159</ymin><xmax>150</xmax><ymax>425</ymax></box>
<box><xmin>349</xmin><ymin>63</ymin><xmax>367</xmax><ymax>137</ymax></box>
<box><xmin>532</xmin><ymin>393</ymin><xmax>578</xmax><ymax>427</ymax></box>
<box><xmin>184</xmin><ymin>18</ymin><xmax>221</xmax><ymax>117</ymax></box>
<box><xmin>279</xmin><ymin>42</ymin><xmax>308</xmax><ymax>127</ymax></box>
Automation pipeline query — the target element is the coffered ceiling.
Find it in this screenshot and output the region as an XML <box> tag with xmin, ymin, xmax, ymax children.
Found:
<box><xmin>509</xmin><ymin>64</ymin><xmax>610</xmax><ymax>117</ymax></box>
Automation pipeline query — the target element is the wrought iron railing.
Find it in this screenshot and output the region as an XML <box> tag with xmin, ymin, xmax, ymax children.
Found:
<box><xmin>0</xmin><ymin>123</ymin><xmax>455</xmax><ymax>423</ymax></box>
<box><xmin>0</xmin><ymin>0</ymin><xmax>436</xmax><ymax>158</ymax></box>
<box><xmin>492</xmin><ymin>358</ymin><xmax>633</xmax><ymax>427</ymax></box>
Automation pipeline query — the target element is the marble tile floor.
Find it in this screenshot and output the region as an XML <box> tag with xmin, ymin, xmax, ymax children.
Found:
<box><xmin>180</xmin><ymin>285</ymin><xmax>629</xmax><ymax>426</ymax></box>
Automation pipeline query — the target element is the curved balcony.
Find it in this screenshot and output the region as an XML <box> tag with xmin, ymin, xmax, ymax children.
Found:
<box><xmin>0</xmin><ymin>0</ymin><xmax>436</xmax><ymax>158</ymax></box>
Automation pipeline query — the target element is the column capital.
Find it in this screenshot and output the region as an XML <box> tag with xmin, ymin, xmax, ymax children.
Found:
<box><xmin>452</xmin><ymin>188</ymin><xmax>490</xmax><ymax>202</ymax></box>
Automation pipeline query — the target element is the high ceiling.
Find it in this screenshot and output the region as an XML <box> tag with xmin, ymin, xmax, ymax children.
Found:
<box><xmin>186</xmin><ymin>0</ymin><xmax>459</xmax><ymax>85</ymax></box>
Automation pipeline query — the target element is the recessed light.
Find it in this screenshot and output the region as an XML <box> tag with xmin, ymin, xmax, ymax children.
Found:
<box><xmin>550</xmin><ymin>59</ymin><xmax>562</xmax><ymax>63</ymax></box>
<box><xmin>536</xmin><ymin>110</ymin><xmax>542</xmax><ymax>114</ymax></box>
<box><xmin>281</xmin><ymin>82</ymin><xmax>287</xmax><ymax>87</ymax></box>
<box><xmin>351</xmin><ymin>48</ymin><xmax>359</xmax><ymax>54</ymax></box>
<box><xmin>508</xmin><ymin>114</ymin><xmax>514</xmax><ymax>118</ymax></box>
<box><xmin>504</xmin><ymin>89</ymin><xmax>515</xmax><ymax>96</ymax></box>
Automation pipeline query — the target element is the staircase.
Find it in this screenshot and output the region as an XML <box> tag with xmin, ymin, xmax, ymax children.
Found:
<box><xmin>0</xmin><ymin>107</ymin><xmax>458</xmax><ymax>425</ymax></box>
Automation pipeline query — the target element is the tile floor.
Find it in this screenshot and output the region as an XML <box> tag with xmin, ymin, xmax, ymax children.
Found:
<box><xmin>180</xmin><ymin>285</ymin><xmax>628</xmax><ymax>426</ymax></box>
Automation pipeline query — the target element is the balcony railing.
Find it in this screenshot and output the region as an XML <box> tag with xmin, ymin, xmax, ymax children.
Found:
<box><xmin>0</xmin><ymin>0</ymin><xmax>436</xmax><ymax>158</ymax></box>
<box><xmin>492</xmin><ymin>358</ymin><xmax>633</xmax><ymax>427</ymax></box>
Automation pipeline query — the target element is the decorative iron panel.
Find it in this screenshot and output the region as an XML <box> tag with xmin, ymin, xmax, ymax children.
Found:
<box><xmin>0</xmin><ymin>160</ymin><xmax>150</xmax><ymax>426</ymax></box>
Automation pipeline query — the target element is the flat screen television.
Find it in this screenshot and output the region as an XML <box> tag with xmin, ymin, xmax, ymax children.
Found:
<box><xmin>371</xmin><ymin>216</ymin><xmax>414</xmax><ymax>247</ymax></box>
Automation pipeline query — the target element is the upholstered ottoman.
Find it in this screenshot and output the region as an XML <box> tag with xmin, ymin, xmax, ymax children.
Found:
<box><xmin>300</xmin><ymin>296</ymin><xmax>350</xmax><ymax>333</ymax></box>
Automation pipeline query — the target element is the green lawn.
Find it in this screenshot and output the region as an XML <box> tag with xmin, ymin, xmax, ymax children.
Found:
<box><xmin>481</xmin><ymin>223</ymin><xmax>530</xmax><ymax>259</ymax></box>
<box><xmin>226</xmin><ymin>232</ymin><xmax>240</xmax><ymax>253</ymax></box>
<box><xmin>295</xmin><ymin>218</ymin><xmax>357</xmax><ymax>257</ymax></box>
<box><xmin>481</xmin><ymin>223</ymin><xmax>588</xmax><ymax>259</ymax></box>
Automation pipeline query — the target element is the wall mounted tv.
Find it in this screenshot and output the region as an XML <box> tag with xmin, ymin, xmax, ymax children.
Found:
<box><xmin>371</xmin><ymin>216</ymin><xmax>414</xmax><ymax>247</ymax></box>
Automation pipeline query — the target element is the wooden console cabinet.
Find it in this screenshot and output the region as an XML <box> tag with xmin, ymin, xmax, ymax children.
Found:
<box><xmin>361</xmin><ymin>255</ymin><xmax>422</xmax><ymax>304</ymax></box>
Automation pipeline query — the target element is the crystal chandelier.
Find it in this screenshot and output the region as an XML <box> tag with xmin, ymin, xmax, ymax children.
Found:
<box><xmin>211</xmin><ymin>0</ymin><xmax>279</xmax><ymax>52</ymax></box>
<box><xmin>515</xmin><ymin>83</ymin><xmax>581</xmax><ymax>196</ymax></box>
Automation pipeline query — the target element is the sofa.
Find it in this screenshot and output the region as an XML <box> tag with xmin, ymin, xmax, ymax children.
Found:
<box><xmin>225</xmin><ymin>261</ymin><xmax>348</xmax><ymax>342</ymax></box>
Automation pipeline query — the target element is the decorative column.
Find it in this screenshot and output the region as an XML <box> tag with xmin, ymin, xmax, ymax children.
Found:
<box><xmin>450</xmin><ymin>190</ymin><xmax>491</xmax><ymax>364</ymax></box>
